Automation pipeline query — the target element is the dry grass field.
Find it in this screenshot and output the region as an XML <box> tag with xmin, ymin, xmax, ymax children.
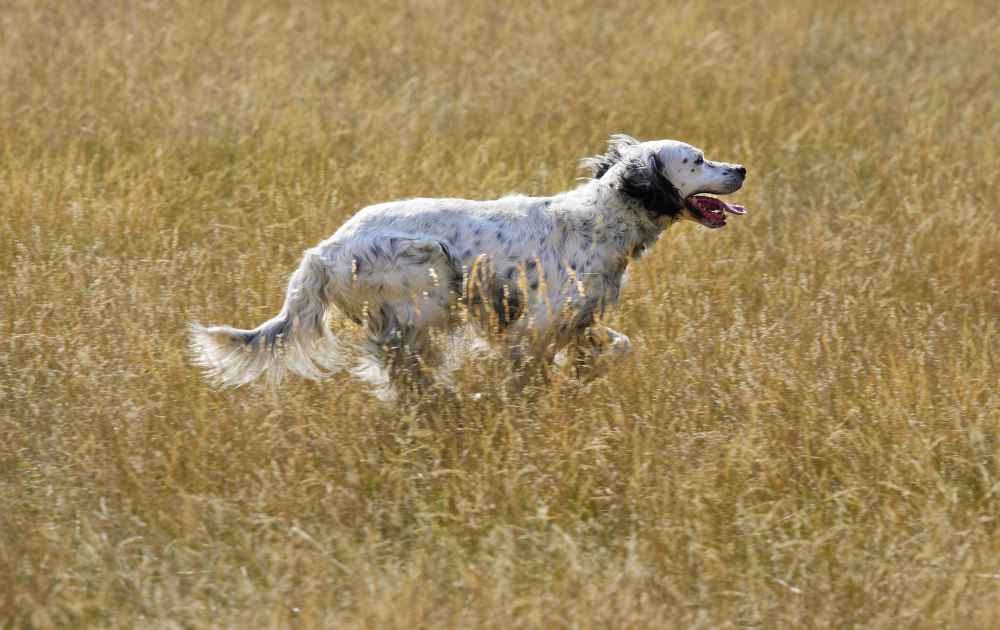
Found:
<box><xmin>2</xmin><ymin>0</ymin><xmax>1000</xmax><ymax>627</ymax></box>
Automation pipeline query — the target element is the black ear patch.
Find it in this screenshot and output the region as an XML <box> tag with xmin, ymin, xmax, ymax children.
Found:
<box><xmin>618</xmin><ymin>152</ymin><xmax>685</xmax><ymax>217</ymax></box>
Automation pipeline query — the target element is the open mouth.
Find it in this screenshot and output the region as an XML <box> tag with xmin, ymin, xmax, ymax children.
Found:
<box><xmin>685</xmin><ymin>195</ymin><xmax>747</xmax><ymax>229</ymax></box>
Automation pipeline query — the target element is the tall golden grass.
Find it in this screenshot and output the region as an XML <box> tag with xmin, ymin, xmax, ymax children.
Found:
<box><xmin>2</xmin><ymin>0</ymin><xmax>999</xmax><ymax>627</ymax></box>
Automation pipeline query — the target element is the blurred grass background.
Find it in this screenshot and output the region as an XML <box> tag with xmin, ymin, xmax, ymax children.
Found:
<box><xmin>2</xmin><ymin>0</ymin><xmax>999</xmax><ymax>627</ymax></box>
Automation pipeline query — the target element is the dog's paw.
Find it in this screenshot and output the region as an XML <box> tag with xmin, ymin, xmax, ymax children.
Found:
<box><xmin>605</xmin><ymin>330</ymin><xmax>632</xmax><ymax>357</ymax></box>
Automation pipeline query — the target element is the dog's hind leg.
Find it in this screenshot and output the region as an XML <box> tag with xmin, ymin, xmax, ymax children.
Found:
<box><xmin>362</xmin><ymin>303</ymin><xmax>445</xmax><ymax>396</ymax></box>
<box><xmin>564</xmin><ymin>325</ymin><xmax>632</xmax><ymax>381</ymax></box>
<box><xmin>349</xmin><ymin>236</ymin><xmax>463</xmax><ymax>397</ymax></box>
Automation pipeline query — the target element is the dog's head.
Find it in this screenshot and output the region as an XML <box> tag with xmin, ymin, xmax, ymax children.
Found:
<box><xmin>584</xmin><ymin>134</ymin><xmax>747</xmax><ymax>228</ymax></box>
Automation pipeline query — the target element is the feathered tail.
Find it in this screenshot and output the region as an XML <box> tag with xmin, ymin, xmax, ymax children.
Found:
<box><xmin>189</xmin><ymin>249</ymin><xmax>344</xmax><ymax>387</ymax></box>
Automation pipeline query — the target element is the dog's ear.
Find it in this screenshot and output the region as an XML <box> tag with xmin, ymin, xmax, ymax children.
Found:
<box><xmin>581</xmin><ymin>133</ymin><xmax>640</xmax><ymax>178</ymax></box>
<box><xmin>618</xmin><ymin>151</ymin><xmax>685</xmax><ymax>217</ymax></box>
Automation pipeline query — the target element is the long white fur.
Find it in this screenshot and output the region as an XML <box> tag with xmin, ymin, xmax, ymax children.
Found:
<box><xmin>189</xmin><ymin>135</ymin><xmax>746</xmax><ymax>392</ymax></box>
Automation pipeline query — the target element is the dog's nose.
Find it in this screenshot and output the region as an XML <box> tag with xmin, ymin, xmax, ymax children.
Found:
<box><xmin>734</xmin><ymin>165</ymin><xmax>747</xmax><ymax>177</ymax></box>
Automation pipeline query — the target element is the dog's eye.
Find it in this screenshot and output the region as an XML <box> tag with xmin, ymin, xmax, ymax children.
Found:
<box><xmin>694</xmin><ymin>156</ymin><xmax>704</xmax><ymax>165</ymax></box>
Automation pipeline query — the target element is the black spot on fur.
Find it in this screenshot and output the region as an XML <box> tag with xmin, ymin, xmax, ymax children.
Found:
<box><xmin>244</xmin><ymin>319</ymin><xmax>290</xmax><ymax>350</ymax></box>
<box><xmin>464</xmin><ymin>261</ymin><xmax>524</xmax><ymax>331</ymax></box>
<box><xmin>240</xmin><ymin>330</ymin><xmax>261</xmax><ymax>346</ymax></box>
<box><xmin>437</xmin><ymin>241</ymin><xmax>465</xmax><ymax>297</ymax></box>
<box><xmin>556</xmin><ymin>297</ymin><xmax>601</xmax><ymax>336</ymax></box>
<box><xmin>492</xmin><ymin>284</ymin><xmax>523</xmax><ymax>329</ymax></box>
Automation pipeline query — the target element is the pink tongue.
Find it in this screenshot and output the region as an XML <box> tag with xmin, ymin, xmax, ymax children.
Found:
<box><xmin>693</xmin><ymin>195</ymin><xmax>746</xmax><ymax>215</ymax></box>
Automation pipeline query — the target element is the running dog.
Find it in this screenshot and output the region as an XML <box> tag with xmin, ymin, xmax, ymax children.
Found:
<box><xmin>190</xmin><ymin>134</ymin><xmax>747</xmax><ymax>393</ymax></box>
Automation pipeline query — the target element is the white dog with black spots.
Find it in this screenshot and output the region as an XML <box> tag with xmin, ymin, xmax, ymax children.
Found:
<box><xmin>190</xmin><ymin>134</ymin><xmax>747</xmax><ymax>395</ymax></box>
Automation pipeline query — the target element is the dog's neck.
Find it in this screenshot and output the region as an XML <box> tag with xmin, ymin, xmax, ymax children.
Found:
<box><xmin>553</xmin><ymin>180</ymin><xmax>672</xmax><ymax>278</ymax></box>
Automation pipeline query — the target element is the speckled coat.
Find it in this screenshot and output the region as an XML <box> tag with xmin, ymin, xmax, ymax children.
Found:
<box><xmin>189</xmin><ymin>135</ymin><xmax>747</xmax><ymax>393</ymax></box>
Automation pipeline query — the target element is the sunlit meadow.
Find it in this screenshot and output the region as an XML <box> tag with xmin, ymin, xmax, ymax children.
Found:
<box><xmin>2</xmin><ymin>1</ymin><xmax>999</xmax><ymax>627</ymax></box>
